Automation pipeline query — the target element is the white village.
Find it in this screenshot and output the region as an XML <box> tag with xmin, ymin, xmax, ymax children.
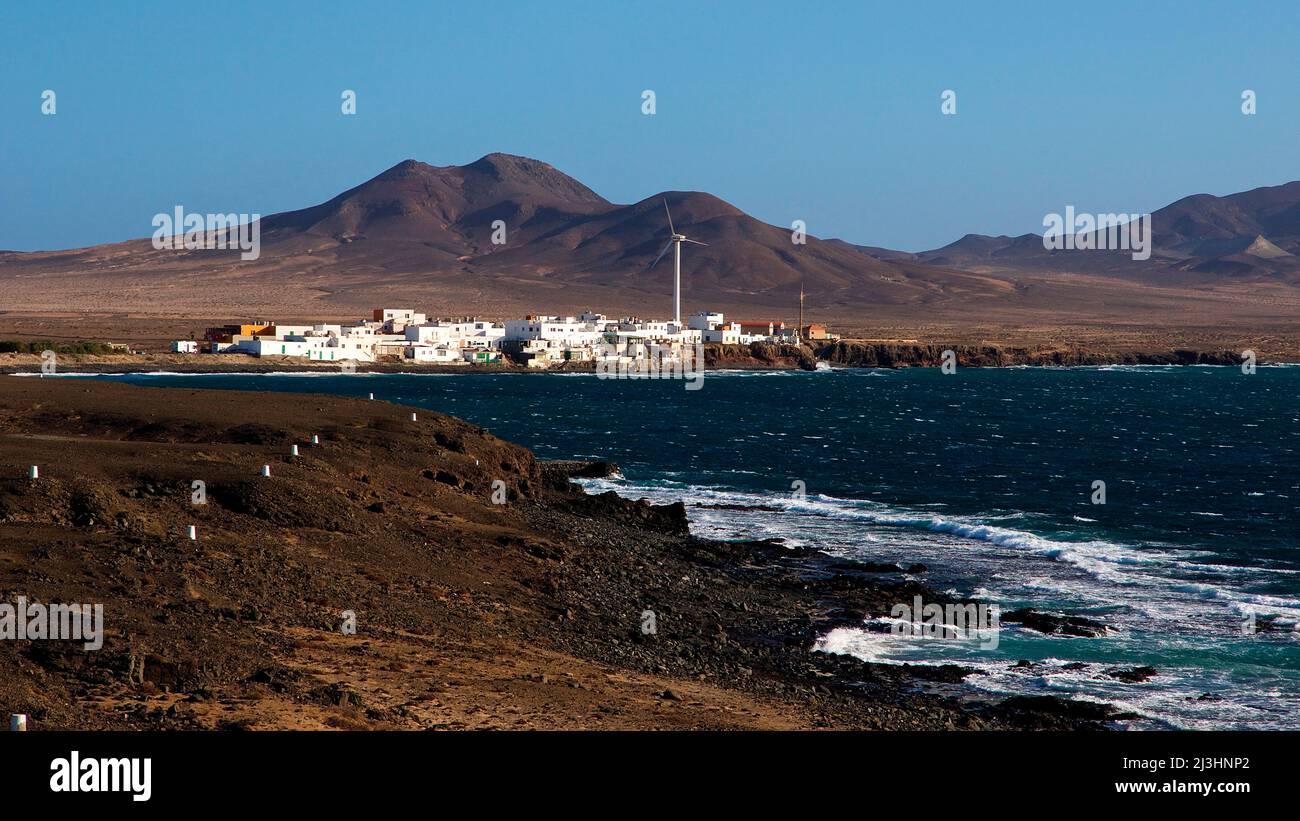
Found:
<box><xmin>186</xmin><ymin>308</ymin><xmax>830</xmax><ymax>369</ymax></box>
<box><xmin>178</xmin><ymin>203</ymin><xmax>833</xmax><ymax>369</ymax></box>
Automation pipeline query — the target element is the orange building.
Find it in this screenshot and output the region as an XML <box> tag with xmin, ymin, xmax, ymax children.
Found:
<box><xmin>203</xmin><ymin>323</ymin><xmax>274</xmax><ymax>343</ymax></box>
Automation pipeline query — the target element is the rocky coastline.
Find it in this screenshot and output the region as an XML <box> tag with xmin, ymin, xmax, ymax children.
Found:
<box><xmin>0</xmin><ymin>379</ymin><xmax>1133</xmax><ymax>729</ymax></box>
<box><xmin>0</xmin><ymin>339</ymin><xmax>1279</xmax><ymax>377</ymax></box>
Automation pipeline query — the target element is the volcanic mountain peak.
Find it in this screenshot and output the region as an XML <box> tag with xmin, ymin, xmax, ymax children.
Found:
<box><xmin>4</xmin><ymin>153</ymin><xmax>1299</xmax><ymax>324</ymax></box>
<box><xmin>374</xmin><ymin>158</ymin><xmax>435</xmax><ymax>179</ymax></box>
<box><xmin>1154</xmin><ymin>181</ymin><xmax>1300</xmax><ymax>247</ymax></box>
<box><xmin>262</xmin><ymin>153</ymin><xmax>611</xmax><ymax>245</ymax></box>
<box><xmin>463</xmin><ymin>152</ymin><xmax>609</xmax><ymax>203</ymax></box>
<box><xmin>939</xmin><ymin>233</ymin><xmax>1018</xmax><ymax>254</ymax></box>
<box><xmin>632</xmin><ymin>190</ymin><xmax>747</xmax><ymax>226</ymax></box>
<box><xmin>361</xmin><ymin>153</ymin><xmax>612</xmax><ymax>213</ymax></box>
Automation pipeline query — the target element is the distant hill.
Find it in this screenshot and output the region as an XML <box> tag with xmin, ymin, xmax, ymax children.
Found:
<box><xmin>256</xmin><ymin>153</ymin><xmax>999</xmax><ymax>304</ymax></box>
<box><xmin>879</xmin><ymin>182</ymin><xmax>1300</xmax><ymax>282</ymax></box>
<box><xmin>0</xmin><ymin>153</ymin><xmax>1004</xmax><ymax>319</ymax></box>
<box><xmin>0</xmin><ymin>154</ymin><xmax>1297</xmax><ymax>328</ymax></box>
<box><xmin>261</xmin><ymin>154</ymin><xmax>612</xmax><ymax>249</ymax></box>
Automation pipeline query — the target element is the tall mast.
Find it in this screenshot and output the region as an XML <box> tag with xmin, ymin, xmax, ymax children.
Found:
<box><xmin>799</xmin><ymin>279</ymin><xmax>804</xmax><ymax>341</ymax></box>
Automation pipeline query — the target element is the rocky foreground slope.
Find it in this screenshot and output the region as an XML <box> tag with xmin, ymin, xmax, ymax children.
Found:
<box><xmin>0</xmin><ymin>379</ymin><xmax>1124</xmax><ymax>729</ymax></box>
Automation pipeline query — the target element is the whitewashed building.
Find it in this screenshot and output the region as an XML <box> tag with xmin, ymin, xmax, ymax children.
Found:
<box><xmin>372</xmin><ymin>308</ymin><xmax>427</xmax><ymax>332</ymax></box>
<box><xmin>688</xmin><ymin>311</ymin><xmax>725</xmax><ymax>331</ymax></box>
<box><xmin>404</xmin><ymin>344</ymin><xmax>462</xmax><ymax>363</ymax></box>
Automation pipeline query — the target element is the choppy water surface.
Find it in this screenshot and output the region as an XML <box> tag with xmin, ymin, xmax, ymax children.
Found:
<box><xmin>79</xmin><ymin>366</ymin><xmax>1300</xmax><ymax>728</ymax></box>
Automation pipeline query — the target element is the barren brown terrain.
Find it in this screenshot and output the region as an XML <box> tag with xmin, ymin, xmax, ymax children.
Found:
<box><xmin>0</xmin><ymin>379</ymin><xmax>1126</xmax><ymax>730</ymax></box>
<box><xmin>1</xmin><ymin>154</ymin><xmax>1297</xmax><ymax>359</ymax></box>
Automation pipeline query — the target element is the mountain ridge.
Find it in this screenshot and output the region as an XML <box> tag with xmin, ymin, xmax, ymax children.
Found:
<box><xmin>878</xmin><ymin>180</ymin><xmax>1300</xmax><ymax>280</ymax></box>
<box><xmin>1</xmin><ymin>153</ymin><xmax>1298</xmax><ymax>327</ymax></box>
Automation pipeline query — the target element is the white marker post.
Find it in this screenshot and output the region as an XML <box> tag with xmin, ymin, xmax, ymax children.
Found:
<box><xmin>291</xmin><ymin>444</ymin><xmax>299</xmax><ymax>457</ymax></box>
<box><xmin>410</xmin><ymin>412</ymin><xmax>418</xmax><ymax>422</ymax></box>
<box><xmin>29</xmin><ymin>466</ymin><xmax>39</xmax><ymax>480</ymax></box>
<box><xmin>312</xmin><ymin>435</ymin><xmax>320</xmax><ymax>445</ymax></box>
<box><xmin>10</xmin><ymin>714</ymin><xmax>27</xmax><ymax>731</ymax></box>
<box><xmin>187</xmin><ymin>525</ymin><xmax>197</xmax><ymax>541</ymax></box>
<box><xmin>261</xmin><ymin>465</ymin><xmax>271</xmax><ymax>477</ymax></box>
<box><xmin>368</xmin><ymin>392</ymin><xmax>374</xmax><ymax>400</ymax></box>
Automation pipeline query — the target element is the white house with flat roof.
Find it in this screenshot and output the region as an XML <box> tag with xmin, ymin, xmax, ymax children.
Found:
<box><xmin>702</xmin><ymin>323</ymin><xmax>742</xmax><ymax>344</ymax></box>
<box><xmin>372</xmin><ymin>308</ymin><xmax>426</xmax><ymax>332</ymax></box>
<box><xmin>688</xmin><ymin>311</ymin><xmax>724</xmax><ymax>331</ymax></box>
<box><xmin>404</xmin><ymin>344</ymin><xmax>462</xmax><ymax>363</ymax></box>
<box><xmin>251</xmin><ymin>336</ymin><xmax>377</xmax><ymax>362</ymax></box>
<box><xmin>505</xmin><ymin>316</ymin><xmax>605</xmax><ymax>348</ymax></box>
<box><xmin>407</xmin><ymin>319</ymin><xmax>505</xmax><ymax>348</ymax></box>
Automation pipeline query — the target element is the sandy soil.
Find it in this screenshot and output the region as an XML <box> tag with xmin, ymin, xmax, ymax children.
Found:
<box><xmin>2</xmin><ymin>270</ymin><xmax>1300</xmax><ymax>362</ymax></box>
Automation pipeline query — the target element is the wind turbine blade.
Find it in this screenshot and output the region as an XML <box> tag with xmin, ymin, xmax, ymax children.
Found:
<box><xmin>682</xmin><ymin>238</ymin><xmax>708</xmax><ymax>246</ymax></box>
<box><xmin>649</xmin><ymin>239</ymin><xmax>674</xmax><ymax>269</ymax></box>
<box><xmin>663</xmin><ymin>199</ymin><xmax>675</xmax><ymax>234</ymax></box>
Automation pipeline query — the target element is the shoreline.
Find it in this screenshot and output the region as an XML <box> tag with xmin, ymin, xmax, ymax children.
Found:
<box><xmin>1</xmin><ymin>339</ymin><xmax>1292</xmax><ymax>377</ymax></box>
<box><xmin>0</xmin><ymin>378</ymin><xmax>1130</xmax><ymax>730</ymax></box>
<box><xmin>4</xmin><ymin>362</ymin><xmax>1295</xmax><ymax>378</ymax></box>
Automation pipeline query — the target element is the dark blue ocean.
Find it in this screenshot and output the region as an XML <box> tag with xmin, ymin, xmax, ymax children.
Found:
<box><xmin>62</xmin><ymin>366</ymin><xmax>1300</xmax><ymax>729</ymax></box>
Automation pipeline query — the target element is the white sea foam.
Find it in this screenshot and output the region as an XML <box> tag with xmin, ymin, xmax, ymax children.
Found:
<box><xmin>582</xmin><ymin>474</ymin><xmax>1300</xmax><ymax>728</ymax></box>
<box><xmin>815</xmin><ymin>624</ymin><xmax>1300</xmax><ymax>730</ymax></box>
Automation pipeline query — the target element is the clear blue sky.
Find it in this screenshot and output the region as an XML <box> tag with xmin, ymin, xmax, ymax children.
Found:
<box><xmin>1</xmin><ymin>0</ymin><xmax>1296</xmax><ymax>252</ymax></box>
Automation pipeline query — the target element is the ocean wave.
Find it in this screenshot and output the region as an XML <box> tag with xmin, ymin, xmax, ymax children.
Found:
<box><xmin>581</xmin><ymin>476</ymin><xmax>1300</xmax><ymax>626</ymax></box>
<box><xmin>8</xmin><ymin>372</ymin><xmax>101</xmax><ymax>378</ymax></box>
<box><xmin>815</xmin><ymin>626</ymin><xmax>1300</xmax><ymax>730</ymax></box>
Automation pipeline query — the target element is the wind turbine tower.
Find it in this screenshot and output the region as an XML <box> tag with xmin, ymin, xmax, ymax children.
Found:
<box><xmin>650</xmin><ymin>200</ymin><xmax>708</xmax><ymax>327</ymax></box>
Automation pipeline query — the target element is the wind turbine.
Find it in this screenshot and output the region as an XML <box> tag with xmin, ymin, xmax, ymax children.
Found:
<box><xmin>649</xmin><ymin>199</ymin><xmax>707</xmax><ymax>327</ymax></box>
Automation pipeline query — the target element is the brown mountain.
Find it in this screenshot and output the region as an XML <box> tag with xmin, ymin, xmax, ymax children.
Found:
<box><xmin>258</xmin><ymin>153</ymin><xmax>1001</xmax><ymax>307</ymax></box>
<box><xmin>1</xmin><ymin>155</ymin><xmax>1298</xmax><ymax>338</ymax></box>
<box><xmin>262</xmin><ymin>154</ymin><xmax>611</xmax><ymax>250</ymax></box>
<box><xmin>897</xmin><ymin>181</ymin><xmax>1300</xmax><ymax>281</ymax></box>
<box><xmin>0</xmin><ymin>153</ymin><xmax>1009</xmax><ymax>321</ymax></box>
